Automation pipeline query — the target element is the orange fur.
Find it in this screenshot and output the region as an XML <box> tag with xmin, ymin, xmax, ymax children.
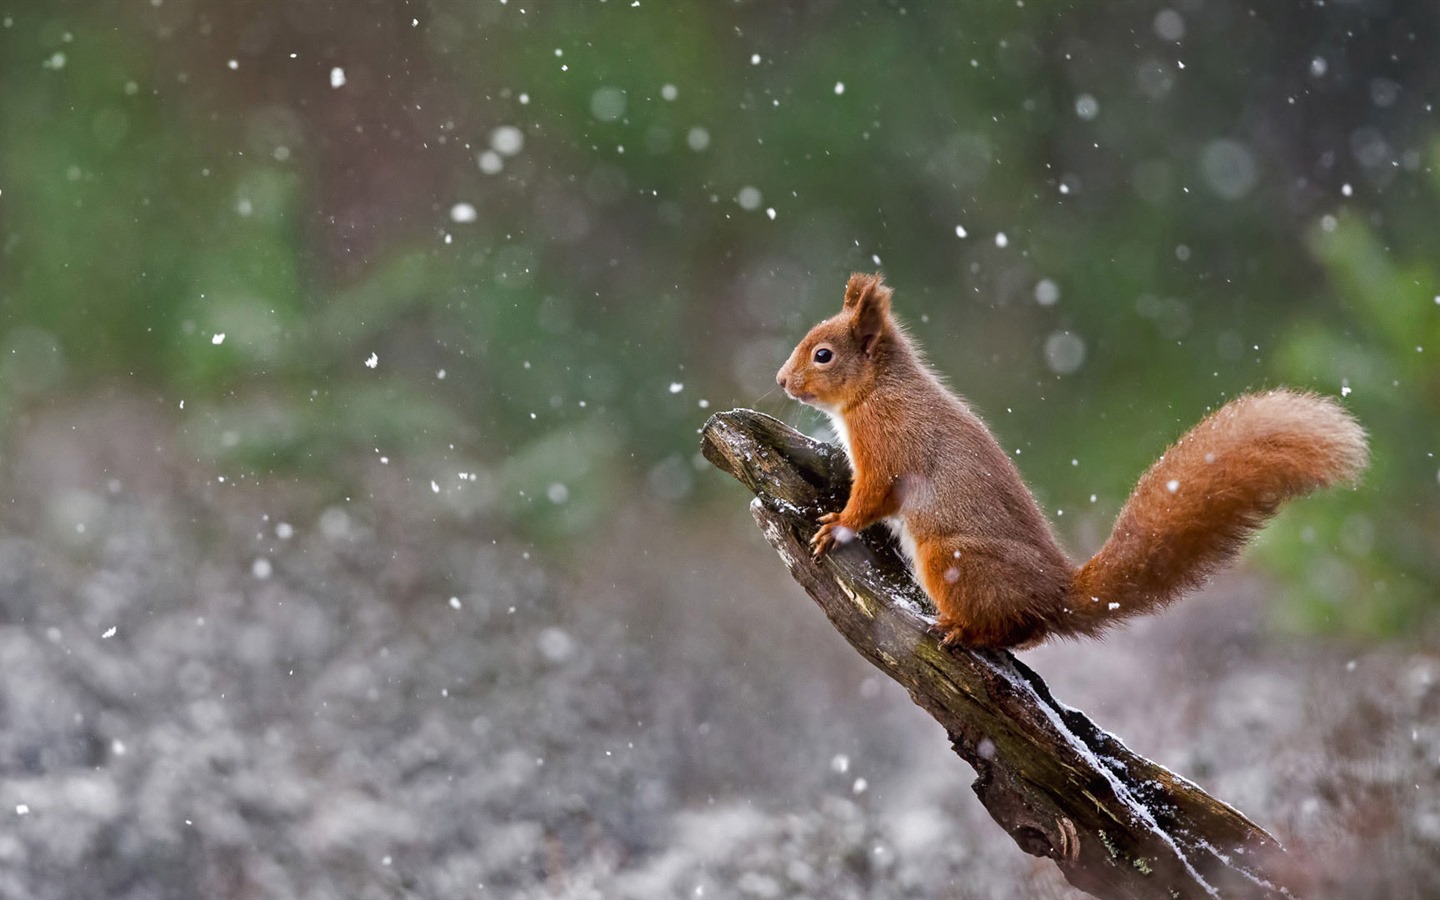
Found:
<box><xmin>778</xmin><ymin>273</ymin><xmax>1369</xmax><ymax>649</ymax></box>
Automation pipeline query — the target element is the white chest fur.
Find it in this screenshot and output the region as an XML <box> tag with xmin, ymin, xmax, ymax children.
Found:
<box><xmin>823</xmin><ymin>408</ymin><xmax>919</xmax><ymax>565</ymax></box>
<box><xmin>822</xmin><ymin>408</ymin><xmax>852</xmax><ymax>458</ymax></box>
<box><xmin>887</xmin><ymin>518</ymin><xmax>919</xmax><ymax>564</ymax></box>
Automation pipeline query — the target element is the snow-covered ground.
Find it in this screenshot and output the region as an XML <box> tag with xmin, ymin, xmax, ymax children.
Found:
<box><xmin>0</xmin><ymin>394</ymin><xmax>1433</xmax><ymax>899</ymax></box>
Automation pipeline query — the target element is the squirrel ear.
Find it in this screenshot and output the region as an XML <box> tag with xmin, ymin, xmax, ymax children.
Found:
<box><xmin>846</xmin><ymin>273</ymin><xmax>892</xmax><ymax>355</ymax></box>
<box><xmin>844</xmin><ymin>272</ymin><xmax>882</xmax><ymax>310</ymax></box>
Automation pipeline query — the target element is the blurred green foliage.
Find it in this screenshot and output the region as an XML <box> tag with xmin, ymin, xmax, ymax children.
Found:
<box><xmin>0</xmin><ymin>0</ymin><xmax>1435</xmax><ymax>637</ymax></box>
<box><xmin>1268</xmin><ymin>164</ymin><xmax>1440</xmax><ymax>633</ymax></box>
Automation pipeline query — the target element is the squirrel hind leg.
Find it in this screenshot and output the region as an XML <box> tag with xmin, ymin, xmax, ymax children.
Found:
<box><xmin>936</xmin><ymin>614</ymin><xmax>1047</xmax><ymax>650</ymax></box>
<box><xmin>919</xmin><ymin>543</ymin><xmax>1057</xmax><ymax>649</ymax></box>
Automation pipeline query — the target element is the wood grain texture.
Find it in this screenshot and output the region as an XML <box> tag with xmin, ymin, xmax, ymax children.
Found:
<box><xmin>701</xmin><ymin>408</ymin><xmax>1295</xmax><ymax>900</ymax></box>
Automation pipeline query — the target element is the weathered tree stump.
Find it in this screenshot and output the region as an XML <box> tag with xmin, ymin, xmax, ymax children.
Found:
<box><xmin>702</xmin><ymin>409</ymin><xmax>1294</xmax><ymax>900</ymax></box>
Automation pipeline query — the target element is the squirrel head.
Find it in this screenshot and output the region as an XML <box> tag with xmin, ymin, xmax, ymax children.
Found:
<box><xmin>776</xmin><ymin>272</ymin><xmax>893</xmax><ymax>412</ymax></box>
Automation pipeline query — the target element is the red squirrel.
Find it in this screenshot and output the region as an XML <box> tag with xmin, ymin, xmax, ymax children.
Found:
<box><xmin>776</xmin><ymin>273</ymin><xmax>1369</xmax><ymax>649</ymax></box>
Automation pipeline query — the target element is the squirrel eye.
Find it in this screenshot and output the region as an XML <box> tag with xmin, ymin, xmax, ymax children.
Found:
<box><xmin>813</xmin><ymin>347</ymin><xmax>834</xmax><ymax>364</ymax></box>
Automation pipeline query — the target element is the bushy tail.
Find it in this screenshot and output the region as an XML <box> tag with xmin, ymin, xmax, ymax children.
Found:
<box><xmin>1062</xmin><ymin>389</ymin><xmax>1368</xmax><ymax>635</ymax></box>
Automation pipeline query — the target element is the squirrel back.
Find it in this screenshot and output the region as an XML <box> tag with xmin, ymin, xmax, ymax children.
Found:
<box><xmin>779</xmin><ymin>273</ymin><xmax>1369</xmax><ymax>649</ymax></box>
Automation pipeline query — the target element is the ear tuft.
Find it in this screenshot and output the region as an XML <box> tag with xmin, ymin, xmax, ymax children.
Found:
<box><xmin>843</xmin><ymin>272</ymin><xmax>892</xmax><ymax>311</ymax></box>
<box><xmin>845</xmin><ymin>272</ymin><xmax>892</xmax><ymax>355</ymax></box>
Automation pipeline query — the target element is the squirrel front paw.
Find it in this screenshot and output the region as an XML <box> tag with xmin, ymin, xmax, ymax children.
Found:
<box><xmin>810</xmin><ymin>512</ymin><xmax>855</xmax><ymax>558</ymax></box>
<box><xmin>810</xmin><ymin>512</ymin><xmax>840</xmax><ymax>557</ymax></box>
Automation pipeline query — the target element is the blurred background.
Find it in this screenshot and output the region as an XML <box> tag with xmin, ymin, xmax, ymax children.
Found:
<box><xmin>0</xmin><ymin>0</ymin><xmax>1437</xmax><ymax>897</ymax></box>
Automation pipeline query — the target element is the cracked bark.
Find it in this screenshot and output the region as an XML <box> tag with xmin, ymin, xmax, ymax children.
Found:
<box><xmin>701</xmin><ymin>409</ymin><xmax>1295</xmax><ymax>900</ymax></box>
